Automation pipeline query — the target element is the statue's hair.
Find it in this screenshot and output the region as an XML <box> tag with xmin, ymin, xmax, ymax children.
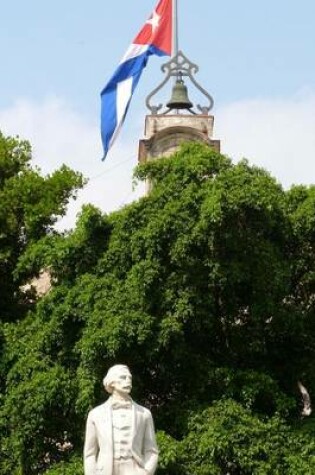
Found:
<box><xmin>103</xmin><ymin>364</ymin><xmax>131</xmax><ymax>394</ymax></box>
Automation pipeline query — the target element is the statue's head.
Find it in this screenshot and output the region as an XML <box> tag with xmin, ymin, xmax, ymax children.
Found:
<box><xmin>103</xmin><ymin>364</ymin><xmax>132</xmax><ymax>396</ymax></box>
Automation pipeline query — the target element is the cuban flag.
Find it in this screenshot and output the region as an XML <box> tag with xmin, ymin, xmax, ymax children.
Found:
<box><xmin>100</xmin><ymin>0</ymin><xmax>172</xmax><ymax>160</ymax></box>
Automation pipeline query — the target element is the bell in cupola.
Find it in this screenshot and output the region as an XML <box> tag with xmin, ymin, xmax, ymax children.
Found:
<box><xmin>166</xmin><ymin>74</ymin><xmax>193</xmax><ymax>111</ymax></box>
<box><xmin>140</xmin><ymin>50</ymin><xmax>220</xmax><ymax>171</ymax></box>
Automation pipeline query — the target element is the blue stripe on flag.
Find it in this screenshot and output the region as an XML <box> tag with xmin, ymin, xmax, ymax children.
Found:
<box><xmin>100</xmin><ymin>45</ymin><xmax>166</xmax><ymax>159</ymax></box>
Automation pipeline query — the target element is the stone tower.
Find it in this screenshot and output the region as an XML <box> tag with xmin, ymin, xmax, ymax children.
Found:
<box><xmin>138</xmin><ymin>51</ymin><xmax>220</xmax><ymax>167</ymax></box>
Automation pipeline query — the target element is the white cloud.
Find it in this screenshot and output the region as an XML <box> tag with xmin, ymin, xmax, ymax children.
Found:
<box><xmin>0</xmin><ymin>97</ymin><xmax>144</xmax><ymax>230</ymax></box>
<box><xmin>216</xmin><ymin>90</ymin><xmax>315</xmax><ymax>188</ymax></box>
<box><xmin>0</xmin><ymin>91</ymin><xmax>314</xmax><ymax>230</ymax></box>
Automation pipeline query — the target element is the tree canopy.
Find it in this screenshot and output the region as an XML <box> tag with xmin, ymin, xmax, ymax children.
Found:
<box><xmin>0</xmin><ymin>137</ymin><xmax>315</xmax><ymax>474</ymax></box>
<box><xmin>0</xmin><ymin>131</ymin><xmax>85</xmax><ymax>322</ymax></box>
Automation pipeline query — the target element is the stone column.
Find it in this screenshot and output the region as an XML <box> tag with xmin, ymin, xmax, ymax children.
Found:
<box><xmin>138</xmin><ymin>113</ymin><xmax>220</xmax><ymax>192</ymax></box>
<box><xmin>139</xmin><ymin>114</ymin><xmax>220</xmax><ymax>163</ymax></box>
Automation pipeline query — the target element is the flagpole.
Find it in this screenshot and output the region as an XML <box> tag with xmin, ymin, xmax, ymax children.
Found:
<box><xmin>172</xmin><ymin>0</ymin><xmax>178</xmax><ymax>57</ymax></box>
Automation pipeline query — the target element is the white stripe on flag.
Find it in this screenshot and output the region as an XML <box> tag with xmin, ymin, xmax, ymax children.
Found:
<box><xmin>109</xmin><ymin>77</ymin><xmax>133</xmax><ymax>149</ymax></box>
<box><xmin>120</xmin><ymin>44</ymin><xmax>148</xmax><ymax>64</ymax></box>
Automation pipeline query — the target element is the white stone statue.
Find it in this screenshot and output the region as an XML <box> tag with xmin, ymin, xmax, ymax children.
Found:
<box><xmin>84</xmin><ymin>364</ymin><xmax>159</xmax><ymax>475</ymax></box>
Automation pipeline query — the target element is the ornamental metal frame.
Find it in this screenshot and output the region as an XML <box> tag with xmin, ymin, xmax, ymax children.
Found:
<box><xmin>146</xmin><ymin>50</ymin><xmax>214</xmax><ymax>115</ymax></box>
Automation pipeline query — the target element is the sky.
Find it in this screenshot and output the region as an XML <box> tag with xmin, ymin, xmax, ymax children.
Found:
<box><xmin>1</xmin><ymin>0</ymin><xmax>315</xmax><ymax>229</ymax></box>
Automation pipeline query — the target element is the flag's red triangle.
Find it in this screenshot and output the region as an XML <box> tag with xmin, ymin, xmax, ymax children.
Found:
<box><xmin>133</xmin><ymin>0</ymin><xmax>172</xmax><ymax>55</ymax></box>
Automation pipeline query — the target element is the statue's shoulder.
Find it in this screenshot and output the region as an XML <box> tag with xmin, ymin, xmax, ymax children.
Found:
<box><xmin>88</xmin><ymin>401</ymin><xmax>109</xmax><ymax>418</ymax></box>
<box><xmin>133</xmin><ymin>401</ymin><xmax>152</xmax><ymax>417</ymax></box>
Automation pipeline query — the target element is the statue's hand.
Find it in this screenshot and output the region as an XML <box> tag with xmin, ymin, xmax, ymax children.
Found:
<box><xmin>137</xmin><ymin>466</ymin><xmax>149</xmax><ymax>475</ymax></box>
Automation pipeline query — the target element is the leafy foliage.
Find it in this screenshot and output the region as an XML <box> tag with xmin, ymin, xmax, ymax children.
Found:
<box><xmin>1</xmin><ymin>141</ymin><xmax>315</xmax><ymax>473</ymax></box>
<box><xmin>0</xmin><ymin>131</ymin><xmax>85</xmax><ymax>322</ymax></box>
<box><xmin>179</xmin><ymin>399</ymin><xmax>315</xmax><ymax>475</ymax></box>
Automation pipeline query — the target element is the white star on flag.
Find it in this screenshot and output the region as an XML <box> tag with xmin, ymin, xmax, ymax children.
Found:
<box><xmin>146</xmin><ymin>10</ymin><xmax>161</xmax><ymax>33</ymax></box>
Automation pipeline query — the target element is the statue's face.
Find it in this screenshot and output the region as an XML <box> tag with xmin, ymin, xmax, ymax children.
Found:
<box><xmin>112</xmin><ymin>368</ymin><xmax>132</xmax><ymax>396</ymax></box>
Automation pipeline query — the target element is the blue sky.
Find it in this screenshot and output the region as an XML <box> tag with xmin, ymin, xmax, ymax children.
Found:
<box><xmin>1</xmin><ymin>0</ymin><xmax>315</xmax><ymax>228</ymax></box>
<box><xmin>3</xmin><ymin>1</ymin><xmax>315</xmax><ymax>109</ymax></box>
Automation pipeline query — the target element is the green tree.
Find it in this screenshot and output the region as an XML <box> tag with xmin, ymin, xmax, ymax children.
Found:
<box><xmin>0</xmin><ymin>131</ymin><xmax>84</xmax><ymax>321</ymax></box>
<box><xmin>1</xmin><ymin>142</ymin><xmax>315</xmax><ymax>474</ymax></box>
<box><xmin>177</xmin><ymin>400</ymin><xmax>315</xmax><ymax>475</ymax></box>
<box><xmin>0</xmin><ymin>130</ymin><xmax>85</xmax><ymax>473</ymax></box>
